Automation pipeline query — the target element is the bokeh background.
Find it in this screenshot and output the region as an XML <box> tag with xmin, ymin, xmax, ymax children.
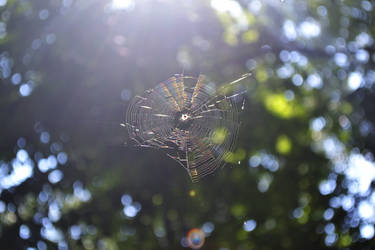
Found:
<box><xmin>1</xmin><ymin>0</ymin><xmax>375</xmax><ymax>249</ymax></box>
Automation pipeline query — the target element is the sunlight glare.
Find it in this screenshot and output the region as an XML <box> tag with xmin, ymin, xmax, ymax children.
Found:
<box><xmin>111</xmin><ymin>0</ymin><xmax>135</xmax><ymax>10</ymax></box>
<box><xmin>211</xmin><ymin>0</ymin><xmax>248</xmax><ymax>29</ymax></box>
<box><xmin>299</xmin><ymin>19</ymin><xmax>321</xmax><ymax>38</ymax></box>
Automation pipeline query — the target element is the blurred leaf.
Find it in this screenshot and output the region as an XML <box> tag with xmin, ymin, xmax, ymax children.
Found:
<box><xmin>276</xmin><ymin>135</ymin><xmax>292</xmax><ymax>154</ymax></box>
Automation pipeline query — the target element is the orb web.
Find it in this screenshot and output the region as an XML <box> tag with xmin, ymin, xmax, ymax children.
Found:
<box><xmin>125</xmin><ymin>73</ymin><xmax>249</xmax><ymax>182</ymax></box>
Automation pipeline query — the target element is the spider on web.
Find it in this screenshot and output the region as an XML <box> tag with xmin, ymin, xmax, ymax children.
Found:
<box><xmin>122</xmin><ymin>73</ymin><xmax>250</xmax><ymax>182</ymax></box>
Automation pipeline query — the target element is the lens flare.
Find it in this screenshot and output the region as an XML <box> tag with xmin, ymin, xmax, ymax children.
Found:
<box><xmin>186</xmin><ymin>228</ymin><xmax>205</xmax><ymax>249</ymax></box>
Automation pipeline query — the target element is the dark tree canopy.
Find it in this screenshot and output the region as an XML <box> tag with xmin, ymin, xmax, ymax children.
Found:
<box><xmin>0</xmin><ymin>0</ymin><xmax>375</xmax><ymax>249</ymax></box>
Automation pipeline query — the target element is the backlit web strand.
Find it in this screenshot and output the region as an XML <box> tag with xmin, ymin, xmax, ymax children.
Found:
<box><xmin>125</xmin><ymin>74</ymin><xmax>248</xmax><ymax>182</ymax></box>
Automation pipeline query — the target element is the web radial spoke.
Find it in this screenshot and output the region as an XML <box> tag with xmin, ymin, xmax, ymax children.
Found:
<box><xmin>125</xmin><ymin>74</ymin><xmax>248</xmax><ymax>182</ymax></box>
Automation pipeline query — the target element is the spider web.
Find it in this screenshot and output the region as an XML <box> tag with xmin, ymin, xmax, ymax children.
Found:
<box><xmin>124</xmin><ymin>74</ymin><xmax>249</xmax><ymax>182</ymax></box>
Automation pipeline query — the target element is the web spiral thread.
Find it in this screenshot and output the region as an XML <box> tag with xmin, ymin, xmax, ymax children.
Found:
<box><xmin>125</xmin><ymin>74</ymin><xmax>249</xmax><ymax>182</ymax></box>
